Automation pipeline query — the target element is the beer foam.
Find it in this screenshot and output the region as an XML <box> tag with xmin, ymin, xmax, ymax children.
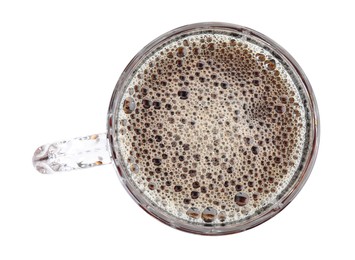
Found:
<box><xmin>117</xmin><ymin>31</ymin><xmax>309</xmax><ymax>225</ymax></box>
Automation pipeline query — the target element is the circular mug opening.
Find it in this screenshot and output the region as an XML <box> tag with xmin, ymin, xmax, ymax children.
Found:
<box><xmin>107</xmin><ymin>22</ymin><xmax>319</xmax><ymax>235</ymax></box>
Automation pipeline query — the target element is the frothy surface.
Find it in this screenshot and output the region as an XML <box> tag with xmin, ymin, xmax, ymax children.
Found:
<box><xmin>116</xmin><ymin>31</ymin><xmax>309</xmax><ymax>225</ymax></box>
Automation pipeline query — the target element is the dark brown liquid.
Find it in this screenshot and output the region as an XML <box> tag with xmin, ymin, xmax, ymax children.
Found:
<box><xmin>118</xmin><ymin>32</ymin><xmax>308</xmax><ymax>224</ymax></box>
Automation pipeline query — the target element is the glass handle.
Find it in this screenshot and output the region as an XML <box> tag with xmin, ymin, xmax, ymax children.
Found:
<box><xmin>32</xmin><ymin>133</ymin><xmax>111</xmax><ymax>174</ymax></box>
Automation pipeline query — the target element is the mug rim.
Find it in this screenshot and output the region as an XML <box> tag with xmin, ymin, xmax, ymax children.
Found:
<box><xmin>106</xmin><ymin>22</ymin><xmax>320</xmax><ymax>235</ymax></box>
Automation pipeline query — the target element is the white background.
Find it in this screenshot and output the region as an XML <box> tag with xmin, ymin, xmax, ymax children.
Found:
<box><xmin>0</xmin><ymin>0</ymin><xmax>354</xmax><ymax>259</ymax></box>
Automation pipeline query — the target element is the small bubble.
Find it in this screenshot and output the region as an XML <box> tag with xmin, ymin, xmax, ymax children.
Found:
<box><xmin>280</xmin><ymin>95</ymin><xmax>288</xmax><ymax>104</ymax></box>
<box><xmin>191</xmin><ymin>191</ymin><xmax>199</xmax><ymax>199</ymax></box>
<box><xmin>141</xmin><ymin>87</ymin><xmax>148</xmax><ymax>96</ymax></box>
<box><xmin>252</xmin><ymin>79</ymin><xmax>260</xmax><ymax>86</ymax></box>
<box><xmin>274</xmin><ymin>156</ymin><xmax>282</xmax><ymax>164</ymax></box>
<box><xmin>201</xmin><ymin>207</ymin><xmax>217</xmax><ymax>223</ymax></box>
<box><xmin>142</xmin><ymin>99</ymin><xmax>151</xmax><ymax>109</ymax></box>
<box><xmin>123</xmin><ymin>97</ymin><xmax>136</xmax><ymax>114</ymax></box>
<box><xmin>176</xmin><ymin>59</ymin><xmax>183</xmax><ymax>67</ymax></box>
<box><xmin>189</xmin><ymin>170</ymin><xmax>197</xmax><ymax>177</ymax></box>
<box><xmin>183</xmin><ymin>198</ymin><xmax>191</xmax><ymax>204</ymax></box>
<box><xmin>266</xmin><ymin>59</ymin><xmax>276</xmax><ymax>70</ymax></box>
<box><xmin>227</xmin><ymin>167</ymin><xmax>234</xmax><ymax>173</ymax></box>
<box><xmin>152</xmin><ymin>101</ymin><xmax>161</xmax><ymax>109</ymax></box>
<box><xmin>244</xmin><ymin>137</ymin><xmax>252</xmax><ymax>146</ymax></box>
<box><xmin>186</xmin><ymin>207</ymin><xmax>200</xmax><ymax>219</ymax></box>
<box><xmin>212</xmin><ymin>158</ymin><xmax>219</xmax><ymax>166</ymax></box>
<box><xmin>207</xmin><ymin>43</ymin><xmax>215</xmax><ymax>51</ymax></box>
<box><xmin>183</xmin><ymin>144</ymin><xmax>190</xmax><ymax>151</ymax></box>
<box><xmin>220</xmin><ymin>81</ymin><xmax>229</xmax><ymax>89</ymax></box>
<box><xmin>174</xmin><ymin>185</ymin><xmax>183</xmax><ymax>192</ymax></box>
<box><xmin>148</xmin><ymin>182</ymin><xmax>155</xmax><ymax>190</ymax></box>
<box><xmin>178</xmin><ymin>88</ymin><xmax>189</xmax><ymax>100</ymax></box>
<box><xmin>152</xmin><ymin>158</ymin><xmax>162</xmax><ymax>166</ymax></box>
<box><xmin>155</xmin><ymin>135</ymin><xmax>162</xmax><ymax>142</ymax></box>
<box><xmin>196</xmin><ymin>60</ymin><xmax>205</xmax><ymax>70</ymax></box>
<box><xmin>234</xmin><ymin>192</ymin><xmax>249</xmax><ymax>206</ymax></box>
<box><xmin>130</xmin><ymin>164</ymin><xmax>139</xmax><ymax>174</ymax></box>
<box><xmin>230</xmin><ymin>39</ymin><xmax>237</xmax><ymax>46</ymax></box>
<box><xmin>251</xmin><ymin>146</ymin><xmax>259</xmax><ymax>155</ymax></box>
<box><xmin>193</xmin><ymin>154</ymin><xmax>201</xmax><ymax>161</ymax></box>
<box><xmin>176</xmin><ymin>47</ymin><xmax>186</xmax><ymax>57</ymax></box>
<box><xmin>192</xmin><ymin>181</ymin><xmax>200</xmax><ymax>188</ymax></box>
<box><xmin>167</xmin><ymin>52</ymin><xmax>173</xmax><ymax>58</ymax></box>
<box><xmin>235</xmin><ymin>184</ymin><xmax>243</xmax><ymax>191</ymax></box>
<box><xmin>218</xmin><ymin>211</ymin><xmax>227</xmax><ymax>222</ymax></box>
<box><xmin>256</xmin><ymin>53</ymin><xmax>266</xmax><ymax>61</ymax></box>
<box><xmin>275</xmin><ymin>104</ymin><xmax>286</xmax><ymax>114</ymax></box>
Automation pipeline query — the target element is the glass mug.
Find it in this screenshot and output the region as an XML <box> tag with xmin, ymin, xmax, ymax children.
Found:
<box><xmin>33</xmin><ymin>22</ymin><xmax>320</xmax><ymax>235</ymax></box>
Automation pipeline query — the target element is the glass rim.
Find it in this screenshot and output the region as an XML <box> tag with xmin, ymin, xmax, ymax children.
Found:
<box><xmin>106</xmin><ymin>22</ymin><xmax>320</xmax><ymax>235</ymax></box>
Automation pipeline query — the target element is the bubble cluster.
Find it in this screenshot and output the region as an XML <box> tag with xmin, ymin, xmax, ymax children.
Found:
<box><xmin>117</xmin><ymin>31</ymin><xmax>309</xmax><ymax>225</ymax></box>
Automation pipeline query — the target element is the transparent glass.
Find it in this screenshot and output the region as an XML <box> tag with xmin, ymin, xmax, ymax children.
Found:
<box><xmin>33</xmin><ymin>22</ymin><xmax>320</xmax><ymax>235</ymax></box>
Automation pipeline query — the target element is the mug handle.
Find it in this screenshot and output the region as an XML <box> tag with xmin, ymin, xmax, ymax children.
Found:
<box><xmin>32</xmin><ymin>133</ymin><xmax>111</xmax><ymax>174</ymax></box>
